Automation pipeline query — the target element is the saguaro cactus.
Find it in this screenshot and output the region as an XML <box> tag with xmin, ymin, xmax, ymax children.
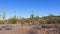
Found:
<box><xmin>14</xmin><ymin>10</ymin><xmax>17</xmax><ymax>21</ymax></box>
<box><xmin>13</xmin><ymin>10</ymin><xmax>17</xmax><ymax>23</ymax></box>
<box><xmin>30</xmin><ymin>11</ymin><xmax>34</xmax><ymax>19</ymax></box>
<box><xmin>2</xmin><ymin>8</ymin><xmax>6</xmax><ymax>24</ymax></box>
<box><xmin>14</xmin><ymin>10</ymin><xmax>16</xmax><ymax>18</ymax></box>
<box><xmin>30</xmin><ymin>11</ymin><xmax>36</xmax><ymax>25</ymax></box>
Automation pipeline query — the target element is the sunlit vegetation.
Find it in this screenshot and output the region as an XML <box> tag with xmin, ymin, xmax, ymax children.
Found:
<box><xmin>0</xmin><ymin>10</ymin><xmax>60</xmax><ymax>25</ymax></box>
<box><xmin>8</xmin><ymin>17</ymin><xmax>18</xmax><ymax>24</ymax></box>
<box><xmin>0</xmin><ymin>20</ymin><xmax>3</xmax><ymax>24</ymax></box>
<box><xmin>0</xmin><ymin>15</ymin><xmax>60</xmax><ymax>25</ymax></box>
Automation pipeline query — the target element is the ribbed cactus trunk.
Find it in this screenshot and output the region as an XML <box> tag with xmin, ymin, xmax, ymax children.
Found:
<box><xmin>14</xmin><ymin>10</ymin><xmax>16</xmax><ymax>18</ymax></box>
<box><xmin>14</xmin><ymin>10</ymin><xmax>17</xmax><ymax>24</ymax></box>
<box><xmin>2</xmin><ymin>8</ymin><xmax>6</xmax><ymax>24</ymax></box>
<box><xmin>30</xmin><ymin>11</ymin><xmax>34</xmax><ymax>25</ymax></box>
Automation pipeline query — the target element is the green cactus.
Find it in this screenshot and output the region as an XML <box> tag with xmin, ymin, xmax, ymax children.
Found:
<box><xmin>2</xmin><ymin>8</ymin><xmax>6</xmax><ymax>24</ymax></box>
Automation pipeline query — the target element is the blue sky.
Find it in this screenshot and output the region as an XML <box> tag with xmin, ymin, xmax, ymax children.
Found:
<box><xmin>0</xmin><ymin>0</ymin><xmax>60</xmax><ymax>19</ymax></box>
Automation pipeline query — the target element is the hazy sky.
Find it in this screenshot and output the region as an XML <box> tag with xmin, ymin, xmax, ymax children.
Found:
<box><xmin>0</xmin><ymin>0</ymin><xmax>60</xmax><ymax>19</ymax></box>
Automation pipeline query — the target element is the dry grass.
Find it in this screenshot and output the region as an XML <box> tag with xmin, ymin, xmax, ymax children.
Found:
<box><xmin>0</xmin><ymin>24</ymin><xmax>34</xmax><ymax>34</ymax></box>
<box><xmin>0</xmin><ymin>24</ymin><xmax>59</xmax><ymax>34</ymax></box>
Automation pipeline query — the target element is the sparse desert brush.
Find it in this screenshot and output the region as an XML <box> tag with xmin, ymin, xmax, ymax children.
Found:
<box><xmin>28</xmin><ymin>27</ymin><xmax>38</xmax><ymax>34</ymax></box>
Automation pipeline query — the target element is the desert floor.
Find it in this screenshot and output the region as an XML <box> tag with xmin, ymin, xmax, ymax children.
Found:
<box><xmin>0</xmin><ymin>24</ymin><xmax>36</xmax><ymax>34</ymax></box>
<box><xmin>0</xmin><ymin>24</ymin><xmax>59</xmax><ymax>34</ymax></box>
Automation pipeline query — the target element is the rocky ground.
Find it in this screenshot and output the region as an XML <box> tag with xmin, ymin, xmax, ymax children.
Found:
<box><xmin>0</xmin><ymin>24</ymin><xmax>59</xmax><ymax>34</ymax></box>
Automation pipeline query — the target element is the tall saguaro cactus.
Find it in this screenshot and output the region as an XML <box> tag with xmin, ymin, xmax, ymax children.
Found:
<box><xmin>2</xmin><ymin>8</ymin><xmax>6</xmax><ymax>24</ymax></box>
<box><xmin>14</xmin><ymin>10</ymin><xmax>17</xmax><ymax>21</ymax></box>
<box><xmin>30</xmin><ymin>11</ymin><xmax>35</xmax><ymax>25</ymax></box>
<box><xmin>14</xmin><ymin>10</ymin><xmax>16</xmax><ymax>18</ymax></box>
<box><xmin>14</xmin><ymin>10</ymin><xmax>17</xmax><ymax>23</ymax></box>
<box><xmin>30</xmin><ymin>11</ymin><xmax>34</xmax><ymax>19</ymax></box>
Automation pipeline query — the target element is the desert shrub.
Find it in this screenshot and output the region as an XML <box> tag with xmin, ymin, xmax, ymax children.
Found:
<box><xmin>28</xmin><ymin>27</ymin><xmax>38</xmax><ymax>34</ymax></box>
<box><xmin>5</xmin><ymin>27</ymin><xmax>12</xmax><ymax>30</ymax></box>
<box><xmin>21</xmin><ymin>22</ymin><xmax>24</xmax><ymax>26</ymax></box>
<box><xmin>8</xmin><ymin>17</ymin><xmax>18</xmax><ymax>24</ymax></box>
<box><xmin>24</xmin><ymin>18</ymin><xmax>30</xmax><ymax>23</ymax></box>
<box><xmin>0</xmin><ymin>20</ymin><xmax>3</xmax><ymax>24</ymax></box>
<box><xmin>38</xmin><ymin>19</ymin><xmax>46</xmax><ymax>24</ymax></box>
<box><xmin>1</xmin><ymin>26</ymin><xmax>7</xmax><ymax>28</ymax></box>
<box><xmin>0</xmin><ymin>28</ymin><xmax>2</xmax><ymax>30</ymax></box>
<box><xmin>42</xmin><ymin>25</ymin><xmax>52</xmax><ymax>29</ymax></box>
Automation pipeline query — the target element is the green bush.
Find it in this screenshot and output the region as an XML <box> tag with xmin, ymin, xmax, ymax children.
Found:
<box><xmin>8</xmin><ymin>17</ymin><xmax>18</xmax><ymax>24</ymax></box>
